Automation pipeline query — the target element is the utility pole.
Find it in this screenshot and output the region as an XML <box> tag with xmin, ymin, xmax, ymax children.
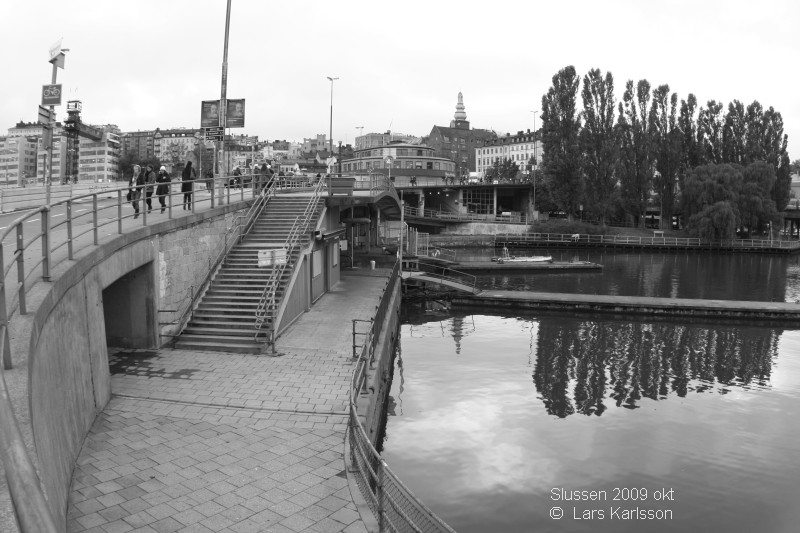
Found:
<box><xmin>218</xmin><ymin>0</ymin><xmax>232</xmax><ymax>203</ymax></box>
<box><xmin>531</xmin><ymin>110</ymin><xmax>539</xmax><ymax>222</ymax></box>
<box><xmin>327</xmin><ymin>76</ymin><xmax>338</xmax><ymax>154</ymax></box>
<box><xmin>46</xmin><ymin>44</ymin><xmax>68</xmax><ymax>205</ymax></box>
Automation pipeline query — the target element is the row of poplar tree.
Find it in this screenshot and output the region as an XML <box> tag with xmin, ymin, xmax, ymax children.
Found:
<box><xmin>539</xmin><ymin>65</ymin><xmax>791</xmax><ymax>238</ymax></box>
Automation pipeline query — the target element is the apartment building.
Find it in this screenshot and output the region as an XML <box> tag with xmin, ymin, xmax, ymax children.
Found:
<box><xmin>475</xmin><ymin>130</ymin><xmax>542</xmax><ymax>179</ymax></box>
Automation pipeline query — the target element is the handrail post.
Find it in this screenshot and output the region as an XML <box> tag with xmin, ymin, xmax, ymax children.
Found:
<box><xmin>93</xmin><ymin>194</ymin><xmax>99</xmax><ymax>245</ymax></box>
<box><xmin>117</xmin><ymin>190</ymin><xmax>123</xmax><ymax>234</ymax></box>
<box><xmin>0</xmin><ymin>245</ymin><xmax>10</xmax><ymax>370</ymax></box>
<box><xmin>41</xmin><ymin>208</ymin><xmax>51</xmax><ymax>282</ymax></box>
<box><xmin>377</xmin><ymin>462</ymin><xmax>385</xmax><ymax>531</ymax></box>
<box><xmin>67</xmin><ymin>200</ymin><xmax>73</xmax><ymax>260</ymax></box>
<box><xmin>16</xmin><ymin>224</ymin><xmax>26</xmax><ymax>315</ymax></box>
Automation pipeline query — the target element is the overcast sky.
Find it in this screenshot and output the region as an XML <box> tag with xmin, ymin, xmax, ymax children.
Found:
<box><xmin>1</xmin><ymin>0</ymin><xmax>797</xmax><ymax>159</ymax></box>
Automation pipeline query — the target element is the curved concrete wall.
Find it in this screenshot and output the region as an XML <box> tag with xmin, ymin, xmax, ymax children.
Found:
<box><xmin>27</xmin><ymin>205</ymin><xmax>248</xmax><ymax>529</ymax></box>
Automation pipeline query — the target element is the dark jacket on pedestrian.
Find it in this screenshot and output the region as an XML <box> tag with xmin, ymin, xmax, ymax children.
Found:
<box><xmin>156</xmin><ymin>169</ymin><xmax>171</xmax><ymax>196</ymax></box>
<box><xmin>144</xmin><ymin>168</ymin><xmax>156</xmax><ymax>194</ymax></box>
<box><xmin>181</xmin><ymin>164</ymin><xmax>196</xmax><ymax>192</ymax></box>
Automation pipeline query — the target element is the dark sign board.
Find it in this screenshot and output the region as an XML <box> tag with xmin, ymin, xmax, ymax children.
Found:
<box><xmin>201</xmin><ymin>100</ymin><xmax>221</xmax><ymax>128</ymax></box>
<box><xmin>226</xmin><ymin>99</ymin><xmax>245</xmax><ymax>128</ymax></box>
<box><xmin>42</xmin><ymin>84</ymin><xmax>62</xmax><ymax>106</ymax></box>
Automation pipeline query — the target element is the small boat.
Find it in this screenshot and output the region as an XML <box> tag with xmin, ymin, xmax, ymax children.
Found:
<box><xmin>491</xmin><ymin>247</ymin><xmax>552</xmax><ymax>264</ymax></box>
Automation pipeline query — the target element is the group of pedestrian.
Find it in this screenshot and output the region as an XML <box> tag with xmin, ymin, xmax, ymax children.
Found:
<box><xmin>127</xmin><ymin>160</ymin><xmax>197</xmax><ymax>218</ymax></box>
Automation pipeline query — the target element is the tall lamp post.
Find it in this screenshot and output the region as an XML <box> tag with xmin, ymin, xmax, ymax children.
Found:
<box><xmin>530</xmin><ymin>110</ymin><xmax>539</xmax><ymax>222</ymax></box>
<box><xmin>327</xmin><ymin>76</ymin><xmax>338</xmax><ymax>155</ymax></box>
<box><xmin>355</xmin><ymin>126</ymin><xmax>364</xmax><ymax>149</ymax></box>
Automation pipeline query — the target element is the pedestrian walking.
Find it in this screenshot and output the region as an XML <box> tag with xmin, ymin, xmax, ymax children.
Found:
<box><xmin>181</xmin><ymin>161</ymin><xmax>196</xmax><ymax>210</ymax></box>
<box><xmin>128</xmin><ymin>164</ymin><xmax>144</xmax><ymax>218</ymax></box>
<box><xmin>144</xmin><ymin>165</ymin><xmax>156</xmax><ymax>212</ymax></box>
<box><xmin>205</xmin><ymin>168</ymin><xmax>214</xmax><ymax>191</ymax></box>
<box><xmin>155</xmin><ymin>166</ymin><xmax>171</xmax><ymax>213</ymax></box>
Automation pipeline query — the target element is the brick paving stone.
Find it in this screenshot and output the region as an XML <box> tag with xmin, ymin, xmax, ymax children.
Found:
<box><xmin>67</xmin><ymin>273</ymin><xmax>391</xmax><ymax>533</ymax></box>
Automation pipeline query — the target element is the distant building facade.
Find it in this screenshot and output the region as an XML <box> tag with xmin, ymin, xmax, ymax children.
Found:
<box><xmin>425</xmin><ymin>93</ymin><xmax>496</xmax><ymax>176</ymax></box>
<box><xmin>476</xmin><ymin>130</ymin><xmax>542</xmax><ymax>179</ymax></box>
<box><xmin>1</xmin><ymin>135</ymin><xmax>39</xmax><ymax>185</ymax></box>
<box><xmin>121</xmin><ymin>130</ymin><xmax>156</xmax><ymax>161</ymax></box>
<box><xmin>341</xmin><ymin>142</ymin><xmax>455</xmax><ymax>179</ymax></box>
<box><xmin>355</xmin><ymin>131</ymin><xmax>418</xmax><ymax>150</ymax></box>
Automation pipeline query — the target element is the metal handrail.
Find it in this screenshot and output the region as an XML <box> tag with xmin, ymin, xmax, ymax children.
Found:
<box><xmin>413</xmin><ymin>260</ymin><xmax>479</xmax><ymax>294</ymax></box>
<box><xmin>404</xmin><ymin>205</ymin><xmax>529</xmax><ymax>225</ymax></box>
<box><xmin>347</xmin><ymin>262</ymin><xmax>456</xmax><ymax>532</ymax></box>
<box><xmin>0</xmin><ymin>172</ymin><xmax>253</xmax><ymax>533</ymax></box>
<box><xmin>494</xmin><ymin>232</ymin><xmax>800</xmax><ymax>250</ymax></box>
<box><xmin>253</xmin><ymin>177</ymin><xmax>327</xmax><ymax>346</ymax></box>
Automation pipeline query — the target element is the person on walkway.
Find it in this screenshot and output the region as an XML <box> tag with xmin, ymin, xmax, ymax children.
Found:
<box><xmin>258</xmin><ymin>163</ymin><xmax>269</xmax><ymax>192</ymax></box>
<box><xmin>205</xmin><ymin>168</ymin><xmax>214</xmax><ymax>191</ymax></box>
<box><xmin>155</xmin><ymin>166</ymin><xmax>171</xmax><ymax>213</ymax></box>
<box><xmin>181</xmin><ymin>161</ymin><xmax>196</xmax><ymax>210</ymax></box>
<box><xmin>128</xmin><ymin>164</ymin><xmax>144</xmax><ymax>219</ymax></box>
<box><xmin>144</xmin><ymin>165</ymin><xmax>156</xmax><ymax>212</ymax></box>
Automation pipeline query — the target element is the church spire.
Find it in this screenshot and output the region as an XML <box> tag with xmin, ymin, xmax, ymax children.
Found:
<box><xmin>450</xmin><ymin>92</ymin><xmax>470</xmax><ymax>129</ymax></box>
<box><xmin>454</xmin><ymin>92</ymin><xmax>467</xmax><ymax>121</ymax></box>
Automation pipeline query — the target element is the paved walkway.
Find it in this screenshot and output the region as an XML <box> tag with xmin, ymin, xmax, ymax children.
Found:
<box><xmin>67</xmin><ymin>270</ymin><xmax>389</xmax><ymax>533</ymax></box>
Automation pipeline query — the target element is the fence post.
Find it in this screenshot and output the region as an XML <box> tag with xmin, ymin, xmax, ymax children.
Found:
<box><xmin>16</xmin><ymin>224</ymin><xmax>26</xmax><ymax>316</ymax></box>
<box><xmin>377</xmin><ymin>462</ymin><xmax>385</xmax><ymax>531</ymax></box>
<box><xmin>117</xmin><ymin>190</ymin><xmax>123</xmax><ymax>234</ymax></box>
<box><xmin>93</xmin><ymin>194</ymin><xmax>99</xmax><ymax>245</ymax></box>
<box><xmin>0</xmin><ymin>244</ymin><xmax>10</xmax><ymax>370</ymax></box>
<box><xmin>41</xmin><ymin>208</ymin><xmax>50</xmax><ymax>282</ymax></box>
<box><xmin>67</xmin><ymin>200</ymin><xmax>73</xmax><ymax>260</ymax></box>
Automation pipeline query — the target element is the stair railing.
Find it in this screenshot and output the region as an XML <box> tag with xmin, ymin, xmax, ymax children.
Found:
<box><xmin>172</xmin><ymin>182</ymin><xmax>276</xmax><ymax>341</ymax></box>
<box><xmin>253</xmin><ymin>178</ymin><xmax>326</xmax><ymax>349</ymax></box>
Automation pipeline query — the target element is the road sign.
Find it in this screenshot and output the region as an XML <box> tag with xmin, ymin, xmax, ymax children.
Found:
<box><xmin>38</xmin><ymin>105</ymin><xmax>53</xmax><ymax>124</ymax></box>
<box><xmin>42</xmin><ymin>84</ymin><xmax>62</xmax><ymax>106</ymax></box>
<box><xmin>204</xmin><ymin>126</ymin><xmax>223</xmax><ymax>141</ymax></box>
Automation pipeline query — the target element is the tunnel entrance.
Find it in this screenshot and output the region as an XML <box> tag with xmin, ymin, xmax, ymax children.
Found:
<box><xmin>102</xmin><ymin>262</ymin><xmax>157</xmax><ymax>349</ymax></box>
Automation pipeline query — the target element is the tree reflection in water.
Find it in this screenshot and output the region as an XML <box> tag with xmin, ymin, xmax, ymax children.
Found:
<box><xmin>533</xmin><ymin>320</ymin><xmax>779</xmax><ymax>418</ymax></box>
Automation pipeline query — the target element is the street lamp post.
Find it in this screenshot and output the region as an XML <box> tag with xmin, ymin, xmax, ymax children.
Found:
<box><xmin>530</xmin><ymin>110</ymin><xmax>539</xmax><ymax>222</ymax></box>
<box><xmin>327</xmin><ymin>76</ymin><xmax>338</xmax><ymax>155</ymax></box>
<box><xmin>355</xmin><ymin>126</ymin><xmax>364</xmax><ymax>150</ymax></box>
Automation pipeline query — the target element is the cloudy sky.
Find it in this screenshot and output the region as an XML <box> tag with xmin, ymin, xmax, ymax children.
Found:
<box><xmin>1</xmin><ymin>0</ymin><xmax>797</xmax><ymax>159</ymax></box>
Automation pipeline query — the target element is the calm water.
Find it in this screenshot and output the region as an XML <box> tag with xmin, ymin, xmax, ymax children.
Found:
<box><xmin>382</xmin><ymin>251</ymin><xmax>800</xmax><ymax>533</ymax></box>
<box><xmin>459</xmin><ymin>247</ymin><xmax>800</xmax><ymax>302</ymax></box>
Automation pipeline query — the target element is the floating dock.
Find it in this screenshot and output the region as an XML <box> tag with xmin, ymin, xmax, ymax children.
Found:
<box><xmin>451</xmin><ymin>290</ymin><xmax>800</xmax><ymax>324</ymax></box>
<box><xmin>453</xmin><ymin>260</ymin><xmax>602</xmax><ymax>273</ymax></box>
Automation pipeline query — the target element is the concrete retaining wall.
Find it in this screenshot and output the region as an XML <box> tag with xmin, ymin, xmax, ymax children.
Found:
<box><xmin>361</xmin><ymin>281</ymin><xmax>402</xmax><ymax>446</ymax></box>
<box><xmin>27</xmin><ymin>205</ymin><xmax>246</xmax><ymax>529</ymax></box>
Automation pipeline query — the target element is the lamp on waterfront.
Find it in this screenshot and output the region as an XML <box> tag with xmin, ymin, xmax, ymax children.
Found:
<box><xmin>355</xmin><ymin>126</ymin><xmax>364</xmax><ymax>149</ymax></box>
<box><xmin>327</xmin><ymin>76</ymin><xmax>339</xmax><ymax>155</ymax></box>
<box><xmin>530</xmin><ymin>110</ymin><xmax>539</xmax><ymax>222</ymax></box>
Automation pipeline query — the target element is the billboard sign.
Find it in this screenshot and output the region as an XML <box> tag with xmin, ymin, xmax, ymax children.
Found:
<box><xmin>200</xmin><ymin>100</ymin><xmax>221</xmax><ymax>128</ymax></box>
<box><xmin>226</xmin><ymin>99</ymin><xmax>245</xmax><ymax>128</ymax></box>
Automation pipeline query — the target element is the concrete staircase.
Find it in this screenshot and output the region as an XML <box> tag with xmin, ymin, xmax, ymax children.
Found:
<box><xmin>174</xmin><ymin>196</ymin><xmax>323</xmax><ymax>353</ymax></box>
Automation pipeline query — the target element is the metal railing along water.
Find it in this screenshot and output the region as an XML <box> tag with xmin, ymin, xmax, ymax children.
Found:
<box><xmin>348</xmin><ymin>261</ymin><xmax>457</xmax><ymax>532</ymax></box>
<box><xmin>404</xmin><ymin>205</ymin><xmax>529</xmax><ymax>225</ymax></box>
<box><xmin>494</xmin><ymin>232</ymin><xmax>800</xmax><ymax>250</ymax></box>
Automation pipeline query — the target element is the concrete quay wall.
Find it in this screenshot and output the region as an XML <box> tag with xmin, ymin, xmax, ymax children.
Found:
<box><xmin>25</xmin><ymin>205</ymin><xmax>246</xmax><ymax>530</ymax></box>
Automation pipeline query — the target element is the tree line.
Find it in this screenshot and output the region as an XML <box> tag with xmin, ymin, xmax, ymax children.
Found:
<box><xmin>538</xmin><ymin>65</ymin><xmax>791</xmax><ymax>238</ymax></box>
